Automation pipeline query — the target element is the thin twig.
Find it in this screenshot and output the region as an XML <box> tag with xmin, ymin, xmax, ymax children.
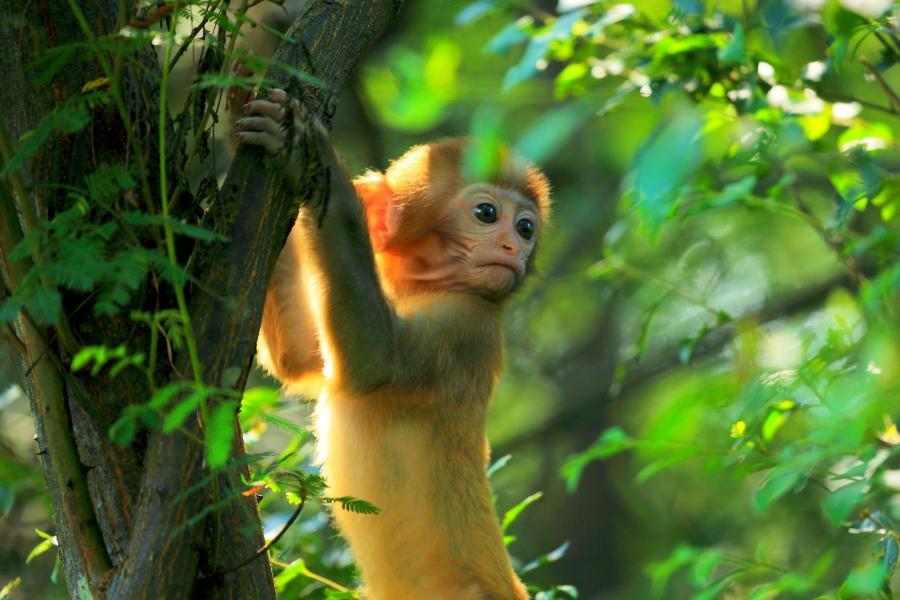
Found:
<box><xmin>861</xmin><ymin>57</ymin><xmax>900</xmax><ymax>111</ymax></box>
<box><xmin>213</xmin><ymin>481</ymin><xmax>308</xmax><ymax>577</ymax></box>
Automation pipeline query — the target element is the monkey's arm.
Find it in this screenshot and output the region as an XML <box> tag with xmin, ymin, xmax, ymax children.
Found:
<box><xmin>257</xmin><ymin>224</ymin><xmax>324</xmax><ymax>388</ymax></box>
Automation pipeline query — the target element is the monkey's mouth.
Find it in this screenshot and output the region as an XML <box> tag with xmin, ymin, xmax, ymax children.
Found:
<box><xmin>484</xmin><ymin>262</ymin><xmax>523</xmax><ymax>282</ymax></box>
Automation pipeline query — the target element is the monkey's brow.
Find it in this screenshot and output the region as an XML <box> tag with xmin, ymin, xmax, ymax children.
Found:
<box><xmin>477</xmin><ymin>183</ymin><xmax>536</xmax><ymax>212</ymax></box>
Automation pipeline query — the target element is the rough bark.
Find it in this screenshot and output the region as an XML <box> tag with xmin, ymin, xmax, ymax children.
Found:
<box><xmin>0</xmin><ymin>0</ymin><xmax>402</xmax><ymax>598</ymax></box>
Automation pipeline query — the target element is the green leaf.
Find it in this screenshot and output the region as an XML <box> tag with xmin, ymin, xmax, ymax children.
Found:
<box><xmin>0</xmin><ymin>485</ymin><xmax>13</xmax><ymax>519</ymax></box>
<box><xmin>1</xmin><ymin>93</ymin><xmax>107</xmax><ymax>177</ymax></box>
<box><xmin>503</xmin><ymin>10</ymin><xmax>586</xmax><ymax>90</ymax></box>
<box><xmin>842</xmin><ymin>561</ymin><xmax>887</xmax><ymax>596</ymax></box>
<box><xmin>503</xmin><ymin>34</ymin><xmax>551</xmax><ymax>90</ymax></box>
<box><xmin>560</xmin><ymin>427</ymin><xmax>634</xmax><ymax>493</ymax></box>
<box><xmin>455</xmin><ymin>1</ymin><xmax>495</xmax><ymax>25</ymax></box>
<box><xmin>631</xmin><ymin>111</ymin><xmax>703</xmax><ymax>236</ymax></box>
<box><xmin>0</xmin><ymin>576</ymin><xmax>22</xmax><ymax>599</ymax></box>
<box><xmin>274</xmin><ymin>558</ymin><xmax>308</xmax><ymax>592</ymax></box>
<box><xmin>823</xmin><ymin>480</ymin><xmax>866</xmax><ymax>525</ymax></box>
<box><xmin>754</xmin><ymin>466</ymin><xmax>801</xmax><ymax>511</ymax></box>
<box><xmin>883</xmin><ymin>535</ymin><xmax>899</xmax><ymax>576</ymax></box>
<box><xmin>162</xmin><ymin>394</ymin><xmax>202</xmax><ymax>433</ymax></box>
<box><xmin>485</xmin><ymin>17</ymin><xmax>533</xmax><ymax>54</ymax></box>
<box><xmin>149</xmin><ymin>383</ymin><xmax>188</xmax><ymax>410</ymax></box>
<box><xmin>761</xmin><ymin>410</ymin><xmax>788</xmax><ymax>441</ymax></box>
<box><xmin>108</xmin><ymin>417</ymin><xmax>136</xmax><ymax>447</ymax></box>
<box><xmin>261</xmin><ymin>413</ymin><xmax>307</xmax><ymax>438</ymax></box>
<box><xmin>464</xmin><ymin>108</ymin><xmax>506</xmax><ymax>182</ymax></box>
<box><xmin>121</xmin><ymin>212</ymin><xmax>228</xmax><ymax>242</ymax></box>
<box><xmin>324</xmin><ymin>496</ymin><xmax>381</xmax><ymax>515</ymax></box>
<box><xmin>717</xmin><ymin>23</ymin><xmax>745</xmax><ymax>64</ymax></box>
<box><xmin>26</xmin><ymin>529</ymin><xmax>56</xmax><ymax>564</ymax></box>
<box><xmin>516</xmin><ymin>104</ymin><xmax>591</xmax><ymax>164</ymax></box>
<box><xmin>646</xmin><ymin>544</ymin><xmax>697</xmax><ymax>598</ymax></box>
<box><xmin>487</xmin><ymin>454</ymin><xmax>512</xmax><ymax>478</ymax></box>
<box><xmin>502</xmin><ymin>492</ymin><xmax>542</xmax><ymax>532</ymax></box>
<box><xmin>28</xmin><ymin>285</ymin><xmax>62</xmax><ymax>326</ymax></box>
<box><xmin>206</xmin><ymin>401</ymin><xmax>238</xmax><ymax>469</ymax></box>
<box><xmin>520</xmin><ymin>540</ymin><xmax>570</xmax><ymax>574</ymax></box>
<box><xmin>689</xmin><ymin>548</ymin><xmax>722</xmax><ymax>586</ymax></box>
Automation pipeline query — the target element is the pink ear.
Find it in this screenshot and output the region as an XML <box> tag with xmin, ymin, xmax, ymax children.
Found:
<box><xmin>354</xmin><ymin>172</ymin><xmax>396</xmax><ymax>252</ymax></box>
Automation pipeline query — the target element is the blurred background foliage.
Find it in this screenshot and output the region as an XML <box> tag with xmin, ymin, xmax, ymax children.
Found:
<box><xmin>2</xmin><ymin>0</ymin><xmax>899</xmax><ymax>598</ymax></box>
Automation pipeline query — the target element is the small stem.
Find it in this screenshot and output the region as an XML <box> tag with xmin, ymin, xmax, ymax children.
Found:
<box><xmin>873</xmin><ymin>31</ymin><xmax>900</xmax><ymax>61</ymax></box>
<box><xmin>787</xmin><ymin>184</ymin><xmax>866</xmax><ymax>286</ymax></box>
<box><xmin>159</xmin><ymin>10</ymin><xmax>204</xmax><ymax>387</ymax></box>
<box><xmin>719</xmin><ymin>553</ymin><xmax>789</xmax><ymax>574</ymax></box>
<box><xmin>860</xmin><ymin>57</ymin><xmax>900</xmax><ymax>111</ymax></box>
<box><xmin>270</xmin><ymin>559</ymin><xmax>351</xmax><ymax>593</ymax></box>
<box><xmin>215</xmin><ymin>482</ymin><xmax>308</xmax><ymax>576</ymax></box>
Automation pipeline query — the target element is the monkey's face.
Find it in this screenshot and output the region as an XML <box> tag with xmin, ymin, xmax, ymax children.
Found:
<box><xmin>438</xmin><ymin>183</ymin><xmax>541</xmax><ymax>300</ymax></box>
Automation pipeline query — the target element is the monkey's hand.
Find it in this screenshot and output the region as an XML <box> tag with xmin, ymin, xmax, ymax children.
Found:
<box><xmin>236</xmin><ymin>88</ymin><xmax>334</xmax><ymax>195</ymax></box>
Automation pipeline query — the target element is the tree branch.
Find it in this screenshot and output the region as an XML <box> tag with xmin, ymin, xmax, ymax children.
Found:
<box><xmin>0</xmin><ymin>135</ymin><xmax>112</xmax><ymax>591</ymax></box>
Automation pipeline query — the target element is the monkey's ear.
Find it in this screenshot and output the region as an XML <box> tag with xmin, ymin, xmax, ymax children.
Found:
<box><xmin>354</xmin><ymin>172</ymin><xmax>398</xmax><ymax>252</ymax></box>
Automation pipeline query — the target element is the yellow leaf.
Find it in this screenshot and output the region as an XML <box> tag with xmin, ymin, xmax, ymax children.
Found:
<box><xmin>878</xmin><ymin>417</ymin><xmax>900</xmax><ymax>445</ymax></box>
<box><xmin>81</xmin><ymin>77</ymin><xmax>109</xmax><ymax>92</ymax></box>
<box><xmin>730</xmin><ymin>420</ymin><xmax>747</xmax><ymax>439</ymax></box>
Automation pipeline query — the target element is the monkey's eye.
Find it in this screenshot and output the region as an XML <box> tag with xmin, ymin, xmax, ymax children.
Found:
<box><xmin>516</xmin><ymin>218</ymin><xmax>535</xmax><ymax>240</ymax></box>
<box><xmin>473</xmin><ymin>203</ymin><xmax>498</xmax><ymax>224</ymax></box>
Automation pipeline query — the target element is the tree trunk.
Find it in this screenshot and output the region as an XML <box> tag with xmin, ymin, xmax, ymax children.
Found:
<box><xmin>0</xmin><ymin>1</ymin><xmax>402</xmax><ymax>597</ymax></box>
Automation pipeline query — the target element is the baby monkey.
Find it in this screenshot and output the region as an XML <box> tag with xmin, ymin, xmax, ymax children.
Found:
<box><xmin>239</xmin><ymin>89</ymin><xmax>550</xmax><ymax>600</ymax></box>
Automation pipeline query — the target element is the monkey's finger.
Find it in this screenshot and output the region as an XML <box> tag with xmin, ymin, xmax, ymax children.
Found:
<box><xmin>235</xmin><ymin>131</ymin><xmax>283</xmax><ymax>153</ymax></box>
<box><xmin>235</xmin><ymin>116</ymin><xmax>284</xmax><ymax>139</ymax></box>
<box><xmin>266</xmin><ymin>88</ymin><xmax>289</xmax><ymax>104</ymax></box>
<box><xmin>265</xmin><ymin>89</ymin><xmax>310</xmax><ymax>122</ymax></box>
<box><xmin>243</xmin><ymin>99</ymin><xmax>285</xmax><ymax>121</ymax></box>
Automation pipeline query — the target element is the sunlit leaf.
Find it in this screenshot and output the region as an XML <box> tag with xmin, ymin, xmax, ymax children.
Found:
<box><xmin>630</xmin><ymin>111</ymin><xmax>703</xmax><ymax>236</ymax></box>
<box><xmin>455</xmin><ymin>1</ymin><xmax>495</xmax><ymax>25</ymax></box>
<box><xmin>754</xmin><ymin>467</ymin><xmax>801</xmax><ymax>511</ymax></box>
<box><xmin>25</xmin><ymin>529</ymin><xmax>56</xmax><ymax>564</ymax></box>
<box><xmin>487</xmin><ymin>454</ymin><xmax>512</xmax><ymax>478</ymax></box>
<box><xmin>516</xmin><ymin>104</ymin><xmax>591</xmax><ymax>163</ymax></box>
<box><xmin>162</xmin><ymin>393</ymin><xmax>202</xmax><ymax>433</ymax></box>
<box><xmin>485</xmin><ymin>17</ymin><xmax>533</xmax><ymax>54</ymax></box>
<box><xmin>717</xmin><ymin>23</ymin><xmax>745</xmax><ymax>64</ymax></box>
<box><xmin>0</xmin><ymin>576</ymin><xmax>21</xmax><ymax>599</ymax></box>
<box><xmin>823</xmin><ymin>480</ymin><xmax>866</xmax><ymax>525</ymax></box>
<box><xmin>206</xmin><ymin>401</ymin><xmax>238</xmax><ymax>469</ymax></box>
<box><xmin>520</xmin><ymin>541</ymin><xmax>570</xmax><ymax>574</ymax></box>
<box><xmin>842</xmin><ymin>562</ymin><xmax>887</xmax><ymax>596</ymax></box>
<box><xmin>502</xmin><ymin>492</ymin><xmax>542</xmax><ymax>532</ymax></box>
<box><xmin>561</xmin><ymin>427</ymin><xmax>634</xmax><ymax>493</ymax></box>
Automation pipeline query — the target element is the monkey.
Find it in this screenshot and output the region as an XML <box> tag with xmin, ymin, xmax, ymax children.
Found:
<box><xmin>237</xmin><ymin>89</ymin><xmax>550</xmax><ymax>600</ymax></box>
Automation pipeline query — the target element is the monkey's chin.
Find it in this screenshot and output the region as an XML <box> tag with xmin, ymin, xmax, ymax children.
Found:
<box><xmin>479</xmin><ymin>266</ymin><xmax>518</xmax><ymax>300</ymax></box>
